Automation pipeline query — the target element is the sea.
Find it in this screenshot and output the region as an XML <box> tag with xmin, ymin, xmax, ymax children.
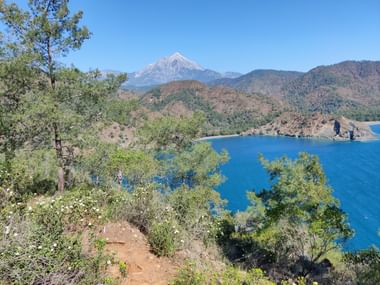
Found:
<box><xmin>210</xmin><ymin>125</ymin><xmax>380</xmax><ymax>251</ymax></box>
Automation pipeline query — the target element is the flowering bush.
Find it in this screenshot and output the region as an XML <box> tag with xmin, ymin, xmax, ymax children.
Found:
<box><xmin>0</xmin><ymin>214</ymin><xmax>110</xmax><ymax>284</ymax></box>
<box><xmin>0</xmin><ymin>186</ymin><xmax>117</xmax><ymax>285</ymax></box>
<box><xmin>148</xmin><ymin>219</ymin><xmax>181</xmax><ymax>257</ymax></box>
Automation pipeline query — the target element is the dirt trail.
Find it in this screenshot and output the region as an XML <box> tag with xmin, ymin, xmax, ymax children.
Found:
<box><xmin>99</xmin><ymin>222</ymin><xmax>179</xmax><ymax>285</ymax></box>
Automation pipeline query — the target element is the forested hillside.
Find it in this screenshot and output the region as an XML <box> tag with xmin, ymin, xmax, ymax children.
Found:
<box><xmin>211</xmin><ymin>61</ymin><xmax>380</xmax><ymax>121</ymax></box>
<box><xmin>140</xmin><ymin>80</ymin><xmax>284</xmax><ymax>135</ymax></box>
<box><xmin>284</xmin><ymin>61</ymin><xmax>380</xmax><ymax>120</ymax></box>
<box><xmin>209</xmin><ymin>70</ymin><xmax>303</xmax><ymax>97</ymax></box>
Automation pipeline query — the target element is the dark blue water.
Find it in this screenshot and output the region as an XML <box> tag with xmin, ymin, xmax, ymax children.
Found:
<box><xmin>210</xmin><ymin>126</ymin><xmax>380</xmax><ymax>251</ymax></box>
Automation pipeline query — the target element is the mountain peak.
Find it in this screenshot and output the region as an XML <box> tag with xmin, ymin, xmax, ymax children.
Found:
<box><xmin>168</xmin><ymin>52</ymin><xmax>186</xmax><ymax>60</ymax></box>
<box><xmin>126</xmin><ymin>53</ymin><xmax>239</xmax><ymax>87</ymax></box>
<box><xmin>157</xmin><ymin>52</ymin><xmax>204</xmax><ymax>71</ymax></box>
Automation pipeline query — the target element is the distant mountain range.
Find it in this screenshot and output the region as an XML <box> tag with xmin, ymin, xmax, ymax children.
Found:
<box><xmin>117</xmin><ymin>59</ymin><xmax>380</xmax><ymax>136</ymax></box>
<box><xmin>283</xmin><ymin>60</ymin><xmax>380</xmax><ymax>115</ymax></box>
<box><xmin>112</xmin><ymin>56</ymin><xmax>380</xmax><ymax>122</ymax></box>
<box><xmin>122</xmin><ymin>52</ymin><xmax>241</xmax><ymax>88</ymax></box>
<box><xmin>208</xmin><ymin>60</ymin><xmax>380</xmax><ymax>120</ymax></box>
<box><xmin>209</xmin><ymin>69</ymin><xmax>303</xmax><ymax>97</ymax></box>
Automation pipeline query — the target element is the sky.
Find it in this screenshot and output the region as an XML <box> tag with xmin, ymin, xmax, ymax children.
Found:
<box><xmin>8</xmin><ymin>0</ymin><xmax>380</xmax><ymax>73</ymax></box>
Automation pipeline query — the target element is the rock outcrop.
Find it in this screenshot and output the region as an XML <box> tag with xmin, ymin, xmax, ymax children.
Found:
<box><xmin>243</xmin><ymin>112</ymin><xmax>377</xmax><ymax>141</ymax></box>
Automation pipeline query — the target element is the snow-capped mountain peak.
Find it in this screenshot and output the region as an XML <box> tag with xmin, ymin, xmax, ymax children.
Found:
<box><xmin>125</xmin><ymin>52</ymin><xmax>241</xmax><ymax>87</ymax></box>
<box><xmin>135</xmin><ymin>52</ymin><xmax>204</xmax><ymax>78</ymax></box>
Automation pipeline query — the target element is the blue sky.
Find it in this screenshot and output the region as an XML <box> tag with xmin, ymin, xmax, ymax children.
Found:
<box><xmin>9</xmin><ymin>0</ymin><xmax>380</xmax><ymax>73</ymax></box>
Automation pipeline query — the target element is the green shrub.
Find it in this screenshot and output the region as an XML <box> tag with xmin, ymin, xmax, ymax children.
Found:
<box><xmin>148</xmin><ymin>220</ymin><xmax>179</xmax><ymax>257</ymax></box>
<box><xmin>171</xmin><ymin>263</ymin><xmax>275</xmax><ymax>285</ymax></box>
<box><xmin>170</xmin><ymin>262</ymin><xmax>206</xmax><ymax>285</ymax></box>
<box><xmin>0</xmin><ymin>214</ymin><xmax>110</xmax><ymax>285</ymax></box>
<box><xmin>119</xmin><ymin>261</ymin><xmax>128</xmax><ymax>277</ymax></box>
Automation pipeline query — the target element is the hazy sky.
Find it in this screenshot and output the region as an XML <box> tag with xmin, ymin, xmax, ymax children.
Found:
<box><xmin>8</xmin><ymin>0</ymin><xmax>380</xmax><ymax>73</ymax></box>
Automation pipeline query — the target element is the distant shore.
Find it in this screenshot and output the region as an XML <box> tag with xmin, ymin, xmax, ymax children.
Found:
<box><xmin>196</xmin><ymin>134</ymin><xmax>240</xmax><ymax>141</ymax></box>
<box><xmin>196</xmin><ymin>120</ymin><xmax>380</xmax><ymax>142</ymax></box>
<box><xmin>364</xmin><ymin>121</ymin><xmax>380</xmax><ymax>126</ymax></box>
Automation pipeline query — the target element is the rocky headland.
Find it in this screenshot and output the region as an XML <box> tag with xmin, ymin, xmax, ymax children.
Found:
<box><xmin>243</xmin><ymin>112</ymin><xmax>378</xmax><ymax>141</ymax></box>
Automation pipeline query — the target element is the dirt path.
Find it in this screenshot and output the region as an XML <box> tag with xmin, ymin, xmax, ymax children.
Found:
<box><xmin>99</xmin><ymin>222</ymin><xmax>179</xmax><ymax>285</ymax></box>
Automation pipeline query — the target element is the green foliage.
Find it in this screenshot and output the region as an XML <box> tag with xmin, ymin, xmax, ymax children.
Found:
<box><xmin>337</xmin><ymin>106</ymin><xmax>380</xmax><ymax>121</ymax></box>
<box><xmin>138</xmin><ymin>113</ymin><xmax>205</xmax><ymax>151</ymax></box>
<box><xmin>344</xmin><ymin>247</ymin><xmax>380</xmax><ymax>285</ymax></box>
<box><xmin>171</xmin><ymin>262</ymin><xmax>275</xmax><ymax>285</ymax></box>
<box><xmin>107</xmin><ymin>148</ymin><xmax>159</xmax><ymax>187</ymax></box>
<box><xmin>0</xmin><ymin>0</ymin><xmax>126</xmax><ymax>192</ymax></box>
<box><xmin>0</xmin><ymin>187</ymin><xmax>115</xmax><ymax>285</ymax></box>
<box><xmin>5</xmin><ymin>149</ymin><xmax>57</xmax><ymax>196</ymax></box>
<box><xmin>228</xmin><ymin>153</ymin><xmax>353</xmax><ymax>279</ymax></box>
<box><xmin>170</xmin><ymin>262</ymin><xmax>207</xmax><ymax>285</ymax></box>
<box><xmin>169</xmin><ymin>186</ymin><xmax>223</xmax><ymax>244</ymax></box>
<box><xmin>148</xmin><ymin>219</ymin><xmax>179</xmax><ymax>256</ymax></box>
<box><xmin>104</xmin><ymin>98</ymin><xmax>139</xmax><ymax>126</ymax></box>
<box><xmin>118</xmin><ymin>261</ymin><xmax>128</xmax><ymax>278</ymax></box>
<box><xmin>0</xmin><ymin>0</ymin><xmax>90</xmax><ymax>76</ymax></box>
<box><xmin>168</xmin><ymin>143</ymin><xmax>229</xmax><ymax>189</ymax></box>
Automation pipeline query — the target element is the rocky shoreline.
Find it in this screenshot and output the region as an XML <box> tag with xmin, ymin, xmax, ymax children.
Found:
<box><xmin>242</xmin><ymin>112</ymin><xmax>378</xmax><ymax>141</ymax></box>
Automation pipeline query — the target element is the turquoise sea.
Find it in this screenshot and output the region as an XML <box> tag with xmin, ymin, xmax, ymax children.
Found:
<box><xmin>210</xmin><ymin>125</ymin><xmax>380</xmax><ymax>251</ymax></box>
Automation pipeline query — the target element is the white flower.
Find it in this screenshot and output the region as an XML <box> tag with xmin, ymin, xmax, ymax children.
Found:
<box><xmin>28</xmin><ymin>206</ymin><xmax>32</xmax><ymax>211</ymax></box>
<box><xmin>50</xmin><ymin>248</ymin><xmax>54</xmax><ymax>252</ymax></box>
<box><xmin>38</xmin><ymin>246</ymin><xmax>42</xmax><ymax>249</ymax></box>
<box><xmin>106</xmin><ymin>260</ymin><xmax>112</xmax><ymax>265</ymax></box>
<box><xmin>68</xmin><ymin>246</ymin><xmax>72</xmax><ymax>250</ymax></box>
<box><xmin>88</xmin><ymin>222</ymin><xmax>92</xmax><ymax>226</ymax></box>
<box><xmin>13</xmin><ymin>233</ymin><xmax>18</xmax><ymax>237</ymax></box>
<box><xmin>15</xmin><ymin>252</ymin><xmax>20</xmax><ymax>256</ymax></box>
<box><xmin>180</xmin><ymin>240</ymin><xmax>184</xmax><ymax>243</ymax></box>
<box><xmin>53</xmin><ymin>243</ymin><xmax>57</xmax><ymax>248</ymax></box>
<box><xmin>5</xmin><ymin>226</ymin><xmax>10</xmax><ymax>235</ymax></box>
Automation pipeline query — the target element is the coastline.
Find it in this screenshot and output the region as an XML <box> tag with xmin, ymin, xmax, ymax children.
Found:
<box><xmin>364</xmin><ymin>121</ymin><xmax>380</xmax><ymax>126</ymax></box>
<box><xmin>196</xmin><ymin>134</ymin><xmax>240</xmax><ymax>141</ymax></box>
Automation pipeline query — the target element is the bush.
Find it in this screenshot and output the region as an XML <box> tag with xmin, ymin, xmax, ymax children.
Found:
<box><xmin>148</xmin><ymin>219</ymin><xmax>180</xmax><ymax>257</ymax></box>
<box><xmin>0</xmin><ymin>214</ymin><xmax>110</xmax><ymax>285</ymax></box>
<box><xmin>170</xmin><ymin>262</ymin><xmax>275</xmax><ymax>285</ymax></box>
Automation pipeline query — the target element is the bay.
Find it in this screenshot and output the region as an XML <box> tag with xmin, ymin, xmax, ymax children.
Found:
<box><xmin>210</xmin><ymin>126</ymin><xmax>380</xmax><ymax>250</ymax></box>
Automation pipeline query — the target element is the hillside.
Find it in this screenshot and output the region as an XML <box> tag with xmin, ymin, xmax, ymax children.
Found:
<box><xmin>209</xmin><ymin>69</ymin><xmax>303</xmax><ymax>97</ymax></box>
<box><xmin>140</xmin><ymin>80</ymin><xmax>284</xmax><ymax>135</ymax></box>
<box><xmin>283</xmin><ymin>61</ymin><xmax>380</xmax><ymax>119</ymax></box>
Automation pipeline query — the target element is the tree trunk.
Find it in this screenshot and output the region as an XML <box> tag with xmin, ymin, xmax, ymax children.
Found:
<box><xmin>53</xmin><ymin>122</ymin><xmax>65</xmax><ymax>192</ymax></box>
<box><xmin>48</xmin><ymin>39</ymin><xmax>64</xmax><ymax>191</ymax></box>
